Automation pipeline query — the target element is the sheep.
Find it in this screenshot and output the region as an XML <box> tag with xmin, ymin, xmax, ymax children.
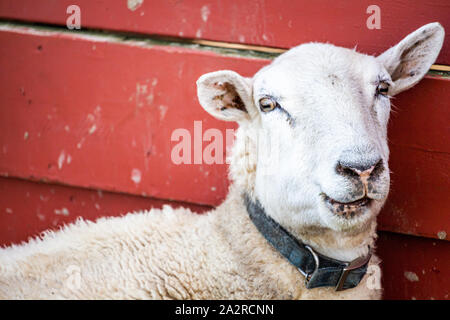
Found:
<box><xmin>0</xmin><ymin>23</ymin><xmax>444</xmax><ymax>300</ymax></box>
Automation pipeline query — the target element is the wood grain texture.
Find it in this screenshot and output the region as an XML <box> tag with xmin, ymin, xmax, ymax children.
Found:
<box><xmin>0</xmin><ymin>0</ymin><xmax>449</xmax><ymax>64</ymax></box>
<box><xmin>377</xmin><ymin>232</ymin><xmax>450</xmax><ymax>300</ymax></box>
<box><xmin>379</xmin><ymin>76</ymin><xmax>450</xmax><ymax>241</ymax></box>
<box><xmin>0</xmin><ymin>25</ymin><xmax>258</xmax><ymax>206</ymax></box>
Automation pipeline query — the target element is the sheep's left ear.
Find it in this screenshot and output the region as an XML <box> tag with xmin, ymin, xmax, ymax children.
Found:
<box><xmin>196</xmin><ymin>70</ymin><xmax>258</xmax><ymax>122</ymax></box>
<box><xmin>377</xmin><ymin>22</ymin><xmax>445</xmax><ymax>95</ymax></box>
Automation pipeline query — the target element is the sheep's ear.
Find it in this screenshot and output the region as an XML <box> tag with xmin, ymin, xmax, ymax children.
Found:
<box><xmin>196</xmin><ymin>70</ymin><xmax>257</xmax><ymax>122</ymax></box>
<box><xmin>377</xmin><ymin>22</ymin><xmax>445</xmax><ymax>95</ymax></box>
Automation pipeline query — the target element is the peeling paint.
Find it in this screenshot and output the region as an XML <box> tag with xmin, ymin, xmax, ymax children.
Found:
<box><xmin>201</xmin><ymin>5</ymin><xmax>210</xmax><ymax>22</ymax></box>
<box><xmin>67</xmin><ymin>154</ymin><xmax>72</xmax><ymax>164</ymax></box>
<box><xmin>131</xmin><ymin>168</ymin><xmax>142</xmax><ymax>184</ymax></box>
<box><xmin>54</xmin><ymin>207</ymin><xmax>69</xmax><ymax>216</ymax></box>
<box><xmin>159</xmin><ymin>105</ymin><xmax>168</xmax><ymax>121</ymax></box>
<box><xmin>437</xmin><ymin>231</ymin><xmax>447</xmax><ymax>240</ymax></box>
<box><xmin>94</xmin><ymin>203</ymin><xmax>101</xmax><ymax>210</ymax></box>
<box><xmin>97</xmin><ymin>190</ymin><xmax>103</xmax><ymax>198</ymax></box>
<box><xmin>196</xmin><ymin>29</ymin><xmax>202</xmax><ymax>38</ymax></box>
<box><xmin>135</xmin><ymin>79</ymin><xmax>158</xmax><ymax>107</ymax></box>
<box><xmin>211</xmin><ymin>187</ymin><xmax>216</xmax><ymax>191</ymax></box>
<box><xmin>87</xmin><ymin>114</ymin><xmax>95</xmax><ymax>122</ymax></box>
<box><xmin>77</xmin><ymin>137</ymin><xmax>86</xmax><ymax>149</ymax></box>
<box><xmin>64</xmin><ymin>125</ymin><xmax>70</xmax><ymax>132</ymax></box>
<box><xmin>89</xmin><ymin>124</ymin><xmax>97</xmax><ymax>134</ymax></box>
<box><xmin>127</xmin><ymin>0</ymin><xmax>143</xmax><ymax>11</ymax></box>
<box><xmin>57</xmin><ymin>150</ymin><xmax>66</xmax><ymax>169</ymax></box>
<box><xmin>404</xmin><ymin>271</ymin><xmax>419</xmax><ymax>282</ymax></box>
<box><xmin>37</xmin><ymin>214</ymin><xmax>46</xmax><ymax>221</ymax></box>
<box><xmin>24</xmin><ymin>131</ymin><xmax>29</xmax><ymax>140</ymax></box>
<box><xmin>5</xmin><ymin>208</ymin><xmax>13</xmax><ymax>214</ymax></box>
<box><xmin>145</xmin><ymin>92</ymin><xmax>154</xmax><ymax>105</ymax></box>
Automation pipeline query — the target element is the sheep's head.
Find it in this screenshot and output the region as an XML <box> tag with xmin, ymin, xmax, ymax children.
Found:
<box><xmin>197</xmin><ymin>23</ymin><xmax>444</xmax><ymax>233</ymax></box>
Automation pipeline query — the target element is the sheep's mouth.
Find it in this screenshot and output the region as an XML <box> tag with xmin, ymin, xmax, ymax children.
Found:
<box><xmin>322</xmin><ymin>194</ymin><xmax>373</xmax><ymax>219</ymax></box>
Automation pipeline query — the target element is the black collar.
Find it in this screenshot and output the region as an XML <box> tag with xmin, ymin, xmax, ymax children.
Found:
<box><xmin>244</xmin><ymin>194</ymin><xmax>371</xmax><ymax>291</ymax></box>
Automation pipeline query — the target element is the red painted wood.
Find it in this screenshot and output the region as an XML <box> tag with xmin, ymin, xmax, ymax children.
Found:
<box><xmin>377</xmin><ymin>232</ymin><xmax>450</xmax><ymax>300</ymax></box>
<box><xmin>0</xmin><ymin>0</ymin><xmax>449</xmax><ymax>64</ymax></box>
<box><xmin>0</xmin><ymin>27</ymin><xmax>448</xmax><ymax>240</ymax></box>
<box><xmin>379</xmin><ymin>77</ymin><xmax>450</xmax><ymax>240</ymax></box>
<box><xmin>0</xmin><ymin>176</ymin><xmax>210</xmax><ymax>247</ymax></box>
<box><xmin>0</xmin><ymin>26</ymin><xmax>259</xmax><ymax>206</ymax></box>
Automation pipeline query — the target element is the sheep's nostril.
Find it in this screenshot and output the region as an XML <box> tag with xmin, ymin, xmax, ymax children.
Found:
<box><xmin>370</xmin><ymin>159</ymin><xmax>385</xmax><ymax>178</ymax></box>
<box><xmin>336</xmin><ymin>158</ymin><xmax>383</xmax><ymax>180</ymax></box>
<box><xmin>336</xmin><ymin>163</ymin><xmax>360</xmax><ymax>178</ymax></box>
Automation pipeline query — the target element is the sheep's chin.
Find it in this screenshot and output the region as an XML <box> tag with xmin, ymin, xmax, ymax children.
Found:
<box><xmin>317</xmin><ymin>197</ymin><xmax>383</xmax><ymax>232</ymax></box>
<box><xmin>322</xmin><ymin>194</ymin><xmax>373</xmax><ymax>219</ymax></box>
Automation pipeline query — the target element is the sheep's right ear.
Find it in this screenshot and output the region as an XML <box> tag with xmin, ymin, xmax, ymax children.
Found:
<box><xmin>196</xmin><ymin>70</ymin><xmax>257</xmax><ymax>122</ymax></box>
<box><xmin>377</xmin><ymin>22</ymin><xmax>445</xmax><ymax>95</ymax></box>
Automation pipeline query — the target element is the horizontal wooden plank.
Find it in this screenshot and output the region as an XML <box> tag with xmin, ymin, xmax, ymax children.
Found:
<box><xmin>0</xmin><ymin>0</ymin><xmax>449</xmax><ymax>65</ymax></box>
<box><xmin>0</xmin><ymin>177</ymin><xmax>448</xmax><ymax>300</ymax></box>
<box><xmin>0</xmin><ymin>177</ymin><xmax>210</xmax><ymax>247</ymax></box>
<box><xmin>0</xmin><ymin>25</ymin><xmax>448</xmax><ymax>240</ymax></box>
<box><xmin>0</xmin><ymin>24</ymin><xmax>261</xmax><ymax>206</ymax></box>
<box><xmin>379</xmin><ymin>77</ymin><xmax>450</xmax><ymax>240</ymax></box>
<box><xmin>377</xmin><ymin>232</ymin><xmax>450</xmax><ymax>300</ymax></box>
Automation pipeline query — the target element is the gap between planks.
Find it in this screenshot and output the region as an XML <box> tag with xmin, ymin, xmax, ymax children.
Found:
<box><xmin>1</xmin><ymin>20</ymin><xmax>449</xmax><ymax>73</ymax></box>
<box><xmin>192</xmin><ymin>39</ymin><xmax>450</xmax><ymax>72</ymax></box>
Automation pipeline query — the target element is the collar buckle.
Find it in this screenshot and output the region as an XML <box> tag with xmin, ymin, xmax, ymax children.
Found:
<box><xmin>335</xmin><ymin>253</ymin><xmax>372</xmax><ymax>291</ymax></box>
<box><xmin>303</xmin><ymin>245</ymin><xmax>320</xmax><ymax>285</ymax></box>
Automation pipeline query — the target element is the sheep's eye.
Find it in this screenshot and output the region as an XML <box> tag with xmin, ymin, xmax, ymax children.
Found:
<box><xmin>259</xmin><ymin>97</ymin><xmax>279</xmax><ymax>112</ymax></box>
<box><xmin>376</xmin><ymin>82</ymin><xmax>389</xmax><ymax>96</ymax></box>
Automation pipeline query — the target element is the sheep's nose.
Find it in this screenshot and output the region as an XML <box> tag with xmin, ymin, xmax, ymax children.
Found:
<box><xmin>336</xmin><ymin>158</ymin><xmax>384</xmax><ymax>180</ymax></box>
